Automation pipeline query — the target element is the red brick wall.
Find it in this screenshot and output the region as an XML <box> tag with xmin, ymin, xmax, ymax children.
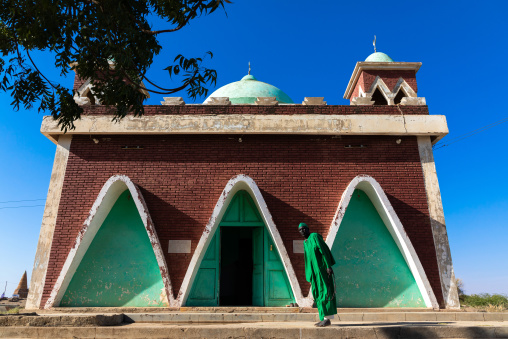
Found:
<box><xmin>41</xmin><ymin>134</ymin><xmax>444</xmax><ymax>307</ymax></box>
<box><xmin>79</xmin><ymin>104</ymin><xmax>429</xmax><ymax>116</ymax></box>
<box><xmin>72</xmin><ymin>73</ymin><xmax>87</xmax><ymax>92</ymax></box>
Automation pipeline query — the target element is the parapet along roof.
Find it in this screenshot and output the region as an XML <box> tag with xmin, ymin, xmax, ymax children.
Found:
<box><xmin>203</xmin><ymin>74</ymin><xmax>294</xmax><ymax>104</ymax></box>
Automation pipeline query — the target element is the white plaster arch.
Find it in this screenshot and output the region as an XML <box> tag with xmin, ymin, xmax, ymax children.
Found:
<box><xmin>358</xmin><ymin>85</ymin><xmax>365</xmax><ymax>97</ymax></box>
<box><xmin>178</xmin><ymin>174</ymin><xmax>310</xmax><ymax>307</ymax></box>
<box><xmin>392</xmin><ymin>77</ymin><xmax>417</xmax><ymax>98</ymax></box>
<box><xmin>73</xmin><ymin>78</ymin><xmax>150</xmax><ymax>106</ymax></box>
<box><xmin>73</xmin><ymin>79</ymin><xmax>99</xmax><ymax>106</ymax></box>
<box><xmin>367</xmin><ymin>76</ymin><xmax>394</xmax><ymax>104</ymax></box>
<box><xmin>44</xmin><ymin>175</ymin><xmax>173</xmax><ymax>309</ymax></box>
<box><xmin>325</xmin><ymin>175</ymin><xmax>440</xmax><ymax>309</ymax></box>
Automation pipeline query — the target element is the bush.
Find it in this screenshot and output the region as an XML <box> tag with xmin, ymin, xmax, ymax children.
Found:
<box><xmin>0</xmin><ymin>307</ymin><xmax>20</xmax><ymax>315</ymax></box>
<box><xmin>460</xmin><ymin>294</ymin><xmax>508</xmax><ymax>308</ymax></box>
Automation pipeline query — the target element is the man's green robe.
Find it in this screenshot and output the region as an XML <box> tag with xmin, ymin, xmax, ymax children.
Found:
<box><xmin>304</xmin><ymin>233</ymin><xmax>337</xmax><ymax>321</ymax></box>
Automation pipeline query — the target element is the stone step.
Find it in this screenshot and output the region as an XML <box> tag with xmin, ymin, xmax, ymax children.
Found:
<box><xmin>0</xmin><ymin>314</ymin><xmax>123</xmax><ymax>327</ymax></box>
<box><xmin>122</xmin><ymin>312</ymin><xmax>508</xmax><ymax>323</ymax></box>
<box><xmin>1</xmin><ymin>321</ymin><xmax>508</xmax><ymax>338</ymax></box>
<box><xmin>34</xmin><ymin>306</ymin><xmax>438</xmax><ymax>313</ymax></box>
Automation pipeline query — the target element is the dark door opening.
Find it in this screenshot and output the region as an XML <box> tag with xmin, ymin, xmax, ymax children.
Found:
<box><xmin>219</xmin><ymin>227</ymin><xmax>254</xmax><ymax>306</ymax></box>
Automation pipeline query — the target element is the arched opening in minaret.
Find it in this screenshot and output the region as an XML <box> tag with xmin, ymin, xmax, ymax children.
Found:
<box><xmin>394</xmin><ymin>89</ymin><xmax>406</xmax><ymax>105</ymax></box>
<box><xmin>371</xmin><ymin>88</ymin><xmax>388</xmax><ymax>105</ymax></box>
<box><xmin>85</xmin><ymin>90</ymin><xmax>96</xmax><ymax>105</ymax></box>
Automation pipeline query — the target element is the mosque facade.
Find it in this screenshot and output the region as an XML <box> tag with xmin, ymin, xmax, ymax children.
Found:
<box><xmin>26</xmin><ymin>52</ymin><xmax>460</xmax><ymax>310</ymax></box>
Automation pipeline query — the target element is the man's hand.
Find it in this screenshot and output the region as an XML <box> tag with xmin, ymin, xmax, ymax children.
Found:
<box><xmin>326</xmin><ymin>268</ymin><xmax>333</xmax><ymax>276</ymax></box>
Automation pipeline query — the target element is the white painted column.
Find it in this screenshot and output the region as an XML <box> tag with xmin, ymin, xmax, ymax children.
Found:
<box><xmin>417</xmin><ymin>136</ymin><xmax>460</xmax><ymax>309</ymax></box>
<box><xmin>26</xmin><ymin>135</ymin><xmax>72</xmax><ymax>309</ymax></box>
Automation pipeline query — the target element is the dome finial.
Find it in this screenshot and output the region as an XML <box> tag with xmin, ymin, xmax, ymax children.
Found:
<box><xmin>248</xmin><ymin>61</ymin><xmax>251</xmax><ymax>75</ymax></box>
<box><xmin>373</xmin><ymin>35</ymin><xmax>377</xmax><ymax>53</ymax></box>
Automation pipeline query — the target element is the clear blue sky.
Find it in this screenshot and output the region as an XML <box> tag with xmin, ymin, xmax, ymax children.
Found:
<box><xmin>1</xmin><ymin>0</ymin><xmax>506</xmax><ymax>297</ymax></box>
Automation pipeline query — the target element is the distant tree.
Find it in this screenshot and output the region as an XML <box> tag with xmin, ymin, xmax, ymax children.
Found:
<box><xmin>0</xmin><ymin>0</ymin><xmax>230</xmax><ymax>131</ymax></box>
<box><xmin>455</xmin><ymin>278</ymin><xmax>465</xmax><ymax>297</ymax></box>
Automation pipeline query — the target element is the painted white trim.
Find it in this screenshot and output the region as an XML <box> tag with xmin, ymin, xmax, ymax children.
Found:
<box><xmin>178</xmin><ymin>175</ymin><xmax>310</xmax><ymax>307</ymax></box>
<box><xmin>73</xmin><ymin>79</ymin><xmax>100</xmax><ymax>106</ymax></box>
<box><xmin>44</xmin><ymin>175</ymin><xmax>173</xmax><ymax>309</ymax></box>
<box><xmin>352</xmin><ymin>76</ymin><xmax>425</xmax><ymax>107</ymax></box>
<box><xmin>41</xmin><ymin>114</ymin><xmax>448</xmax><ymax>146</ymax></box>
<box><xmin>73</xmin><ymin>78</ymin><xmax>150</xmax><ymax>105</ymax></box>
<box><xmin>26</xmin><ymin>135</ymin><xmax>72</xmax><ymax>309</ymax></box>
<box><xmin>326</xmin><ymin>175</ymin><xmax>440</xmax><ymax>309</ymax></box>
<box><xmin>417</xmin><ymin>136</ymin><xmax>460</xmax><ymax>309</ymax></box>
<box><xmin>367</xmin><ymin>76</ymin><xmax>393</xmax><ymax>104</ymax></box>
<box><xmin>393</xmin><ymin>77</ymin><xmax>417</xmax><ymax>98</ymax></box>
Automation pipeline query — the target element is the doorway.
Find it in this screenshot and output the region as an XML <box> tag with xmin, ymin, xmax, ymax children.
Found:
<box><xmin>186</xmin><ymin>190</ymin><xmax>295</xmax><ymax>307</ymax></box>
<box><xmin>219</xmin><ymin>227</ymin><xmax>254</xmax><ymax>306</ymax></box>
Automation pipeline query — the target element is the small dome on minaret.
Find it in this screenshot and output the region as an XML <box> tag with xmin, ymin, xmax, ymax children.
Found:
<box><xmin>365</xmin><ymin>52</ymin><xmax>394</xmax><ymax>62</ymax></box>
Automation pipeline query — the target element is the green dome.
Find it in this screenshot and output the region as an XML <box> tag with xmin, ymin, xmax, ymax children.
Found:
<box><xmin>204</xmin><ymin>74</ymin><xmax>294</xmax><ymax>104</ymax></box>
<box><xmin>365</xmin><ymin>52</ymin><xmax>394</xmax><ymax>62</ymax></box>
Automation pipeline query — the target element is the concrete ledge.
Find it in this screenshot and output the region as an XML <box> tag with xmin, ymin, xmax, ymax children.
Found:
<box><xmin>2</xmin><ymin>322</ymin><xmax>508</xmax><ymax>339</ymax></box>
<box><xmin>41</xmin><ymin>114</ymin><xmax>448</xmax><ymax>145</ymax></box>
<box><xmin>122</xmin><ymin>312</ymin><xmax>507</xmax><ymax>323</ymax></box>
<box><xmin>0</xmin><ymin>314</ymin><xmax>123</xmax><ymax>327</ymax></box>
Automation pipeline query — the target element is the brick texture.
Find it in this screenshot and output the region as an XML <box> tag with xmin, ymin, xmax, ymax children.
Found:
<box><xmin>40</xmin><ymin>134</ymin><xmax>444</xmax><ymax>308</ymax></box>
<box><xmin>72</xmin><ymin>73</ymin><xmax>87</xmax><ymax>92</ymax></box>
<box><xmin>78</xmin><ymin>104</ymin><xmax>429</xmax><ymax>116</ymax></box>
<box><xmin>351</xmin><ymin>70</ymin><xmax>418</xmax><ymax>100</ymax></box>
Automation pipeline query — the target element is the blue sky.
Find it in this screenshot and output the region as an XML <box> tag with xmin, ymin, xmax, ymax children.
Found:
<box><xmin>1</xmin><ymin>0</ymin><xmax>507</xmax><ymax>297</ymax></box>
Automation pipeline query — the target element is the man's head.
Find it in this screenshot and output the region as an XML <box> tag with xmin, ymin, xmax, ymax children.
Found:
<box><xmin>298</xmin><ymin>222</ymin><xmax>310</xmax><ymax>238</ymax></box>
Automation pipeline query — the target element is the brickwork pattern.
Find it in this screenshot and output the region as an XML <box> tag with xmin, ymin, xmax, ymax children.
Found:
<box><xmin>72</xmin><ymin>73</ymin><xmax>87</xmax><ymax>92</ymax></box>
<box><xmin>40</xmin><ymin>134</ymin><xmax>444</xmax><ymax>307</ymax></box>
<box><xmin>78</xmin><ymin>104</ymin><xmax>429</xmax><ymax>116</ymax></box>
<box><xmin>351</xmin><ymin>70</ymin><xmax>418</xmax><ymax>100</ymax></box>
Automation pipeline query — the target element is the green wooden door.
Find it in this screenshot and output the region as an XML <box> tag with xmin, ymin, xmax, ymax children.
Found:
<box><xmin>252</xmin><ymin>227</ymin><xmax>264</xmax><ymax>306</ymax></box>
<box><xmin>187</xmin><ymin>230</ymin><xmax>220</xmax><ymax>306</ymax></box>
<box><xmin>264</xmin><ymin>231</ymin><xmax>295</xmax><ymax>306</ymax></box>
<box><xmin>186</xmin><ymin>190</ymin><xmax>295</xmax><ymax>306</ymax></box>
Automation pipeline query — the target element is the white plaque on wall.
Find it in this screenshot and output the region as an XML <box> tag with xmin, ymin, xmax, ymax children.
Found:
<box><xmin>293</xmin><ymin>240</ymin><xmax>304</xmax><ymax>254</ymax></box>
<box><xmin>168</xmin><ymin>240</ymin><xmax>191</xmax><ymax>253</ymax></box>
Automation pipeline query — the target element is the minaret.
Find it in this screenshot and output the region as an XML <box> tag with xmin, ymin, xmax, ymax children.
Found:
<box><xmin>13</xmin><ymin>271</ymin><xmax>29</xmax><ymax>298</ymax></box>
<box><xmin>344</xmin><ymin>48</ymin><xmax>426</xmax><ymax>106</ymax></box>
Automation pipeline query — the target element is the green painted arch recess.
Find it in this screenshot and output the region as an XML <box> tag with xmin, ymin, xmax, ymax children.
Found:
<box><xmin>60</xmin><ymin>190</ymin><xmax>167</xmax><ymax>307</ymax></box>
<box><xmin>331</xmin><ymin>189</ymin><xmax>425</xmax><ymax>307</ymax></box>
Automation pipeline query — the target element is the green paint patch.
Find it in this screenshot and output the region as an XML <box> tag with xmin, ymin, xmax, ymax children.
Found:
<box><xmin>60</xmin><ymin>191</ymin><xmax>167</xmax><ymax>307</ymax></box>
<box><xmin>332</xmin><ymin>189</ymin><xmax>425</xmax><ymax>308</ymax></box>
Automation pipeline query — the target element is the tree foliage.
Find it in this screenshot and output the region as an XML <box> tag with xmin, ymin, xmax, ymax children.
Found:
<box><xmin>0</xmin><ymin>0</ymin><xmax>228</xmax><ymax>131</ymax></box>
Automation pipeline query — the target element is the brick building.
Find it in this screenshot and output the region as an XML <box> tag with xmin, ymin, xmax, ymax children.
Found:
<box><xmin>26</xmin><ymin>51</ymin><xmax>460</xmax><ymax>310</ymax></box>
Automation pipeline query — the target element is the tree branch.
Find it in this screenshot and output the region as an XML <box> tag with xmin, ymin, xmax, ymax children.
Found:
<box><xmin>25</xmin><ymin>49</ymin><xmax>59</xmax><ymax>91</ymax></box>
<box><xmin>142</xmin><ymin>1</ymin><xmax>203</xmax><ymax>35</ymax></box>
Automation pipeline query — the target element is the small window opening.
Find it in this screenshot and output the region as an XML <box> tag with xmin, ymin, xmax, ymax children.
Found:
<box><xmin>394</xmin><ymin>89</ymin><xmax>406</xmax><ymax>105</ymax></box>
<box><xmin>86</xmin><ymin>90</ymin><xmax>96</xmax><ymax>105</ymax></box>
<box><xmin>372</xmin><ymin>88</ymin><xmax>388</xmax><ymax>105</ymax></box>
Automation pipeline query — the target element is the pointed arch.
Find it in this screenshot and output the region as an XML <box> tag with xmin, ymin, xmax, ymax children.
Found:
<box><xmin>178</xmin><ymin>175</ymin><xmax>309</xmax><ymax>307</ymax></box>
<box><xmin>392</xmin><ymin>77</ymin><xmax>417</xmax><ymax>98</ymax></box>
<box><xmin>367</xmin><ymin>76</ymin><xmax>393</xmax><ymax>104</ymax></box>
<box><xmin>44</xmin><ymin>175</ymin><xmax>173</xmax><ymax>309</ymax></box>
<box><xmin>73</xmin><ymin>79</ymin><xmax>99</xmax><ymax>105</ymax></box>
<box><xmin>325</xmin><ymin>175</ymin><xmax>439</xmax><ymax>309</ymax></box>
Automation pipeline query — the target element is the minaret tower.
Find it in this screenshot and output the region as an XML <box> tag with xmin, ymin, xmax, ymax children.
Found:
<box><xmin>344</xmin><ymin>50</ymin><xmax>426</xmax><ymax>106</ymax></box>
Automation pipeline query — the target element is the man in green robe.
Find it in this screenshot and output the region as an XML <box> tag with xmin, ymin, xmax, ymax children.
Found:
<box><xmin>299</xmin><ymin>222</ymin><xmax>337</xmax><ymax>327</ymax></box>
